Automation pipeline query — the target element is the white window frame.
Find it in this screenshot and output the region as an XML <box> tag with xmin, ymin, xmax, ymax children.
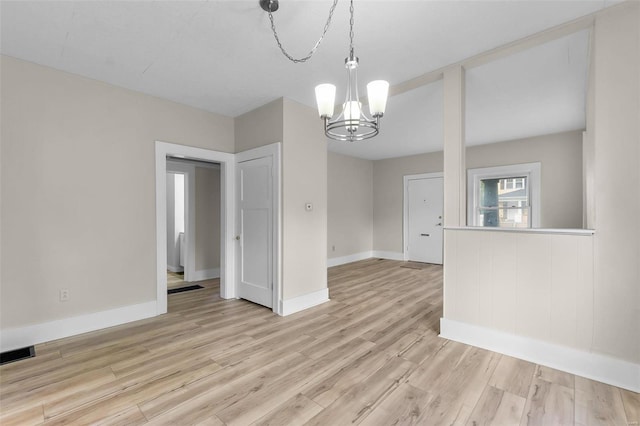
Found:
<box><xmin>467</xmin><ymin>162</ymin><xmax>541</xmax><ymax>228</ymax></box>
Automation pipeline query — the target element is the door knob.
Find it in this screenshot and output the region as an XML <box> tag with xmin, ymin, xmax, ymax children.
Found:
<box><xmin>235</xmin><ymin>235</ymin><xmax>240</xmax><ymax>241</ymax></box>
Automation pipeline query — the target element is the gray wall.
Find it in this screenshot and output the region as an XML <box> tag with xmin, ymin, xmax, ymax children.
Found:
<box><xmin>467</xmin><ymin>130</ymin><xmax>583</xmax><ymax>230</ymax></box>
<box><xmin>234</xmin><ymin>98</ymin><xmax>328</xmax><ymax>302</ymax></box>
<box><xmin>370</xmin><ymin>130</ymin><xmax>583</xmax><ymax>254</ymax></box>
<box><xmin>234</xmin><ymin>99</ymin><xmax>283</xmax><ymax>152</ymax></box>
<box><xmin>0</xmin><ymin>55</ymin><xmax>234</xmax><ymax>329</ymax></box>
<box><xmin>195</xmin><ymin>166</ymin><xmax>221</xmax><ymax>272</ymax></box>
<box><xmin>327</xmin><ymin>152</ymin><xmax>373</xmax><ymax>258</ymax></box>
<box><xmin>373</xmin><ymin>151</ymin><xmax>444</xmax><ymax>253</ymax></box>
<box><xmin>281</xmin><ymin>99</ymin><xmax>327</xmax><ymax>300</ymax></box>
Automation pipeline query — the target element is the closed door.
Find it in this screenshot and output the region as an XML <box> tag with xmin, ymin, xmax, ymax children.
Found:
<box><xmin>407</xmin><ymin>177</ymin><xmax>443</xmax><ymax>264</ymax></box>
<box><xmin>237</xmin><ymin>156</ymin><xmax>273</xmax><ymax>308</ymax></box>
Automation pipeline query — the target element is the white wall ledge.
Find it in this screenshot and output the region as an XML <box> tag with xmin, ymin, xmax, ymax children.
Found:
<box><xmin>444</xmin><ymin>226</ymin><xmax>595</xmax><ymax>236</ymax></box>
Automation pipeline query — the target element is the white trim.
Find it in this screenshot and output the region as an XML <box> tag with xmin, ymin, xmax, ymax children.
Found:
<box><xmin>192</xmin><ymin>267</ymin><xmax>220</xmax><ymax>281</ymax></box>
<box><xmin>236</xmin><ymin>143</ymin><xmax>283</xmax><ymax>316</ymax></box>
<box><xmin>440</xmin><ymin>318</ymin><xmax>640</xmax><ymax>393</ymax></box>
<box><xmin>403</xmin><ymin>172</ymin><xmax>444</xmax><ymax>262</ymax></box>
<box><xmin>372</xmin><ymin>250</ymin><xmax>405</xmax><ymax>261</ymax></box>
<box><xmin>281</xmin><ymin>289</ymin><xmax>330</xmax><ymax>316</ymax></box>
<box><xmin>444</xmin><ymin>226</ymin><xmax>595</xmax><ymax>236</ymax></box>
<box><xmin>467</xmin><ymin>162</ymin><xmax>541</xmax><ymax>228</ymax></box>
<box><xmin>166</xmin><ymin>265</ymin><xmax>183</xmax><ymax>273</ymax></box>
<box><xmin>156</xmin><ymin>141</ymin><xmax>236</xmax><ymax>315</ymax></box>
<box><xmin>0</xmin><ymin>301</ymin><xmax>157</xmax><ymax>353</ymax></box>
<box><xmin>328</xmin><ymin>251</ymin><xmax>373</xmax><ymax>267</ymax></box>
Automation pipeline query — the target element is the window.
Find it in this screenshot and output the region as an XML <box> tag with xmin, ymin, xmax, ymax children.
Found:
<box><xmin>467</xmin><ymin>163</ymin><xmax>541</xmax><ymax>228</ymax></box>
<box><xmin>500</xmin><ymin>177</ymin><xmax>525</xmax><ymax>190</ymax></box>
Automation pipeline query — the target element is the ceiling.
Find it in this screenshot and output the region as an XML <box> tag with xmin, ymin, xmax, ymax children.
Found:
<box><xmin>1</xmin><ymin>1</ymin><xmax>614</xmax><ymax>159</ymax></box>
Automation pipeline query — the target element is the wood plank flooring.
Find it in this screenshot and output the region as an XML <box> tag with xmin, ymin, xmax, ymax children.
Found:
<box><xmin>167</xmin><ymin>271</ymin><xmax>186</xmax><ymax>289</ymax></box>
<box><xmin>1</xmin><ymin>259</ymin><xmax>637</xmax><ymax>425</ymax></box>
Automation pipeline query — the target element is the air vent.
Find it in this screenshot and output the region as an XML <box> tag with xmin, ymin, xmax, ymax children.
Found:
<box><xmin>1</xmin><ymin>346</ymin><xmax>35</xmax><ymax>365</ymax></box>
<box><xmin>168</xmin><ymin>284</ymin><xmax>204</xmax><ymax>294</ymax></box>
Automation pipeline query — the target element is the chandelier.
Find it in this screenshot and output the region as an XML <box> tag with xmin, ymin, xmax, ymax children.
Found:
<box><xmin>261</xmin><ymin>0</ymin><xmax>389</xmax><ymax>142</ymax></box>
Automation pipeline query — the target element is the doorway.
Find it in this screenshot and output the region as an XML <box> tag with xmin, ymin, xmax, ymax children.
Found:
<box><xmin>155</xmin><ymin>142</ymin><xmax>236</xmax><ymax>315</ymax></box>
<box><xmin>166</xmin><ymin>159</ymin><xmax>222</xmax><ymax>293</ymax></box>
<box><xmin>155</xmin><ymin>141</ymin><xmax>282</xmax><ymax>316</ymax></box>
<box><xmin>166</xmin><ymin>160</ymin><xmax>195</xmax><ymax>285</ymax></box>
<box><xmin>403</xmin><ymin>173</ymin><xmax>444</xmax><ymax>264</ymax></box>
<box><xmin>166</xmin><ymin>171</ymin><xmax>186</xmax><ymax>288</ymax></box>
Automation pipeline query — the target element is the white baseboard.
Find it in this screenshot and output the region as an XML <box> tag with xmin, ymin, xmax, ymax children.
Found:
<box><xmin>440</xmin><ymin>318</ymin><xmax>640</xmax><ymax>393</ymax></box>
<box><xmin>167</xmin><ymin>265</ymin><xmax>184</xmax><ymax>273</ymax></box>
<box><xmin>328</xmin><ymin>251</ymin><xmax>373</xmax><ymax>267</ymax></box>
<box><xmin>0</xmin><ymin>301</ymin><xmax>158</xmax><ymax>353</ymax></box>
<box><xmin>281</xmin><ymin>288</ymin><xmax>330</xmax><ymax>316</ymax></box>
<box><xmin>372</xmin><ymin>250</ymin><xmax>405</xmax><ymax>261</ymax></box>
<box><xmin>191</xmin><ymin>267</ymin><xmax>220</xmax><ymax>281</ymax></box>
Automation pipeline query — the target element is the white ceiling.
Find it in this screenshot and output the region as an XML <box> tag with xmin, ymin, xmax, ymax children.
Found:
<box><xmin>1</xmin><ymin>1</ymin><xmax>612</xmax><ymax>159</ymax></box>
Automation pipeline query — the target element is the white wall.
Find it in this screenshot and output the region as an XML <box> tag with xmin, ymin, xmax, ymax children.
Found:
<box><xmin>327</xmin><ymin>152</ymin><xmax>373</xmax><ymax>261</ymax></box>
<box><xmin>590</xmin><ymin>2</ymin><xmax>639</xmax><ymax>365</ymax></box>
<box><xmin>444</xmin><ymin>229</ymin><xmax>594</xmax><ymax>347</ymax></box>
<box><xmin>0</xmin><ymin>56</ymin><xmax>234</xmax><ymax>331</ymax></box>
<box><xmin>441</xmin><ymin>2</ymin><xmax>639</xmax><ymax>392</ymax></box>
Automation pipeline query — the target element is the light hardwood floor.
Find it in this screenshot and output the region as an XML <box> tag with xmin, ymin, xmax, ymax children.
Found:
<box><xmin>1</xmin><ymin>259</ymin><xmax>637</xmax><ymax>425</ymax></box>
<box><xmin>167</xmin><ymin>271</ymin><xmax>186</xmax><ymax>290</ymax></box>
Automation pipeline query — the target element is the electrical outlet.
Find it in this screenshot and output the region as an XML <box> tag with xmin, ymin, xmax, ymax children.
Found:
<box><xmin>59</xmin><ymin>289</ymin><xmax>69</xmax><ymax>302</ymax></box>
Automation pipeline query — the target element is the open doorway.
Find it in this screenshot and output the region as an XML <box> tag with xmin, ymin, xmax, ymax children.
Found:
<box><xmin>155</xmin><ymin>142</ymin><xmax>236</xmax><ymax>316</ymax></box>
<box><xmin>165</xmin><ymin>158</ymin><xmax>222</xmax><ymax>303</ymax></box>
<box><xmin>166</xmin><ymin>170</ymin><xmax>186</xmax><ymax>289</ymax></box>
<box><xmin>155</xmin><ymin>141</ymin><xmax>282</xmax><ymax>316</ymax></box>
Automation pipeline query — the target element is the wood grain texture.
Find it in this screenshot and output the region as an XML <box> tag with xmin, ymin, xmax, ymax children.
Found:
<box><xmin>0</xmin><ymin>259</ymin><xmax>634</xmax><ymax>425</ymax></box>
<box><xmin>489</xmin><ymin>355</ymin><xmax>536</xmax><ymax>398</ymax></box>
<box><xmin>521</xmin><ymin>378</ymin><xmax>574</xmax><ymax>425</ymax></box>
<box><xmin>620</xmin><ymin>388</ymin><xmax>640</xmax><ymax>425</ymax></box>
<box><xmin>466</xmin><ymin>386</ymin><xmax>526</xmax><ymax>426</ymax></box>
<box><xmin>575</xmin><ymin>376</ymin><xmax>629</xmax><ymax>426</ymax></box>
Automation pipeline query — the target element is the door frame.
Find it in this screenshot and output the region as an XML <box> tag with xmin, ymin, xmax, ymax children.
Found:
<box><xmin>403</xmin><ymin>172</ymin><xmax>444</xmax><ymax>262</ymax></box>
<box><xmin>155</xmin><ymin>141</ymin><xmax>236</xmax><ymax>315</ymax></box>
<box><xmin>236</xmin><ymin>143</ymin><xmax>282</xmax><ymax>315</ymax></box>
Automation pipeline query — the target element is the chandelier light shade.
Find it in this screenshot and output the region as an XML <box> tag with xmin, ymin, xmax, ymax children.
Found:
<box><xmin>262</xmin><ymin>0</ymin><xmax>388</xmax><ymax>142</ymax></box>
<box><xmin>315</xmin><ymin>83</ymin><xmax>336</xmax><ymax>118</ymax></box>
<box><xmin>367</xmin><ymin>80</ymin><xmax>390</xmax><ymax>116</ymax></box>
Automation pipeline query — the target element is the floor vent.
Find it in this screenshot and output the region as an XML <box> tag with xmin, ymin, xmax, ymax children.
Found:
<box><xmin>168</xmin><ymin>284</ymin><xmax>204</xmax><ymax>295</ymax></box>
<box><xmin>1</xmin><ymin>346</ymin><xmax>35</xmax><ymax>365</ymax></box>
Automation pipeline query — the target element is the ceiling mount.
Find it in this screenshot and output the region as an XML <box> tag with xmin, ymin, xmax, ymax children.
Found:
<box><xmin>260</xmin><ymin>0</ymin><xmax>279</xmax><ymax>13</ymax></box>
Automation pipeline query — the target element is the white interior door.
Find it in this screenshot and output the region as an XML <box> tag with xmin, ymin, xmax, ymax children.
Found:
<box><xmin>237</xmin><ymin>156</ymin><xmax>273</xmax><ymax>308</ymax></box>
<box><xmin>407</xmin><ymin>177</ymin><xmax>444</xmax><ymax>264</ymax></box>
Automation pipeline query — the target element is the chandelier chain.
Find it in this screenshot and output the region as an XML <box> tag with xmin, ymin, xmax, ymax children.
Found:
<box><xmin>267</xmin><ymin>0</ymin><xmax>339</xmax><ymax>63</ymax></box>
<box><xmin>349</xmin><ymin>0</ymin><xmax>354</xmax><ymax>55</ymax></box>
